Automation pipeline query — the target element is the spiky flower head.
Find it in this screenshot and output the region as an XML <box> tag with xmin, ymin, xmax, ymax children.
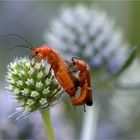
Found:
<box><xmin>45</xmin><ymin>5</ymin><xmax>129</xmax><ymax>75</ymax></box>
<box><xmin>6</xmin><ymin>57</ymin><xmax>62</xmax><ymax>114</ymax></box>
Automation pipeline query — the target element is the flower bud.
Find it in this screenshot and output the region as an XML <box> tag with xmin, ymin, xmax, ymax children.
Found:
<box><xmin>6</xmin><ymin>57</ymin><xmax>62</xmax><ymax>113</ymax></box>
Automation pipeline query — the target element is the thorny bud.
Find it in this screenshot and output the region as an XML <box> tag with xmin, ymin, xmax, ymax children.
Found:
<box><xmin>6</xmin><ymin>57</ymin><xmax>62</xmax><ymax>114</ymax></box>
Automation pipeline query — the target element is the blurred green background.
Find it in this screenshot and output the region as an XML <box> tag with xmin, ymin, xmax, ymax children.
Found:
<box><xmin>0</xmin><ymin>1</ymin><xmax>140</xmax><ymax>140</ymax></box>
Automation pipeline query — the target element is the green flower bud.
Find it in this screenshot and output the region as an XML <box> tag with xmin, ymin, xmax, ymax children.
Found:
<box><xmin>6</xmin><ymin>57</ymin><xmax>62</xmax><ymax>113</ymax></box>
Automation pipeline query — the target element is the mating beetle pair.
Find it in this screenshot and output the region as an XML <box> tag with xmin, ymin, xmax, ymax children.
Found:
<box><xmin>4</xmin><ymin>34</ymin><xmax>93</xmax><ymax>109</ymax></box>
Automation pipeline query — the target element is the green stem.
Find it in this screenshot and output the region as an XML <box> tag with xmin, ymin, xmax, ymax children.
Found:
<box><xmin>41</xmin><ymin>109</ymin><xmax>55</xmax><ymax>140</ymax></box>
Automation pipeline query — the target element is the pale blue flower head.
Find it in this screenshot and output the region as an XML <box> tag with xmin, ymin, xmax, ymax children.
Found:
<box><xmin>45</xmin><ymin>5</ymin><xmax>129</xmax><ymax>75</ymax></box>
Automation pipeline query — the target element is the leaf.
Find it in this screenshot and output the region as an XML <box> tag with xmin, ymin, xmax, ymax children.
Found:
<box><xmin>114</xmin><ymin>46</ymin><xmax>137</xmax><ymax>77</ymax></box>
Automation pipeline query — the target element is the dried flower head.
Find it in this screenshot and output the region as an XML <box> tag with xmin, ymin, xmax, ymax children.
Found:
<box><xmin>45</xmin><ymin>5</ymin><xmax>129</xmax><ymax>74</ymax></box>
<box><xmin>6</xmin><ymin>57</ymin><xmax>62</xmax><ymax>115</ymax></box>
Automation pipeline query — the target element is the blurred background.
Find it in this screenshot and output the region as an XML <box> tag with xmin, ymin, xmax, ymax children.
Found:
<box><xmin>0</xmin><ymin>1</ymin><xmax>140</xmax><ymax>140</ymax></box>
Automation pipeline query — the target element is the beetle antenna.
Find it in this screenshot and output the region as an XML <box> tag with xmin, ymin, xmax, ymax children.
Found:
<box><xmin>6</xmin><ymin>45</ymin><xmax>33</xmax><ymax>52</ymax></box>
<box><xmin>1</xmin><ymin>34</ymin><xmax>34</xmax><ymax>50</ymax></box>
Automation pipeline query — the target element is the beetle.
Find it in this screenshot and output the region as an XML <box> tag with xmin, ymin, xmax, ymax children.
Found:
<box><xmin>2</xmin><ymin>34</ymin><xmax>78</xmax><ymax>98</ymax></box>
<box><xmin>32</xmin><ymin>45</ymin><xmax>79</xmax><ymax>97</ymax></box>
<box><xmin>68</xmin><ymin>57</ymin><xmax>93</xmax><ymax>106</ymax></box>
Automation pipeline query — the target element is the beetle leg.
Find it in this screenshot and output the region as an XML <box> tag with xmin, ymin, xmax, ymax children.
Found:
<box><xmin>50</xmin><ymin>86</ymin><xmax>62</xmax><ymax>99</ymax></box>
<box><xmin>45</xmin><ymin>66</ymin><xmax>52</xmax><ymax>79</ymax></box>
<box><xmin>83</xmin><ymin>104</ymin><xmax>86</xmax><ymax>112</ymax></box>
<box><xmin>65</xmin><ymin>59</ymin><xmax>80</xmax><ymax>74</ymax></box>
<box><xmin>70</xmin><ymin>69</ymin><xmax>79</xmax><ymax>73</ymax></box>
<box><xmin>43</xmin><ymin>87</ymin><xmax>63</xmax><ymax>108</ymax></box>
<box><xmin>30</xmin><ymin>57</ymin><xmax>40</xmax><ymax>67</ymax></box>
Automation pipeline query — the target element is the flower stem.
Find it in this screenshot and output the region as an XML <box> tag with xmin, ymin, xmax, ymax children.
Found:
<box><xmin>41</xmin><ymin>108</ymin><xmax>55</xmax><ymax>140</ymax></box>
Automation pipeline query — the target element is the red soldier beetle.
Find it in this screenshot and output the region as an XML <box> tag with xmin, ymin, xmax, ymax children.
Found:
<box><xmin>31</xmin><ymin>45</ymin><xmax>80</xmax><ymax>97</ymax></box>
<box><xmin>2</xmin><ymin>34</ymin><xmax>78</xmax><ymax>98</ymax></box>
<box><xmin>68</xmin><ymin>57</ymin><xmax>93</xmax><ymax>106</ymax></box>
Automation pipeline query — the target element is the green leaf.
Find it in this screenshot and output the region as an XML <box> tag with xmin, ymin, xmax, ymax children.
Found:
<box><xmin>114</xmin><ymin>46</ymin><xmax>137</xmax><ymax>77</ymax></box>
